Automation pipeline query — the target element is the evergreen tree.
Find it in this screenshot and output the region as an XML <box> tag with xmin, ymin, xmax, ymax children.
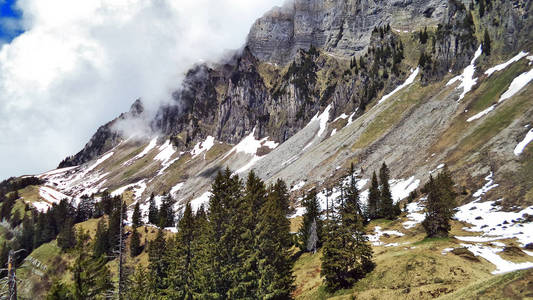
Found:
<box><xmin>148</xmin><ymin>227</ymin><xmax>168</xmax><ymax>292</ymax></box>
<box><xmin>100</xmin><ymin>191</ymin><xmax>113</xmax><ymax>216</ymax></box>
<box><xmin>255</xmin><ymin>179</ymin><xmax>294</xmax><ymax>299</ymax></box>
<box><xmin>71</xmin><ymin>250</ymin><xmax>113</xmax><ymax>299</ymax></box>
<box><xmin>126</xmin><ymin>267</ymin><xmax>150</xmax><ymax>300</ymax></box>
<box><xmin>379</xmin><ymin>162</ymin><xmax>395</xmax><ymax>219</ymax></box>
<box><xmin>298</xmin><ymin>189</ymin><xmax>322</xmax><ymax>252</ymax></box>
<box><xmin>482</xmin><ymin>29</ymin><xmax>491</xmax><ymax>56</ymax></box>
<box><xmin>129</xmin><ymin>228</ymin><xmax>142</xmax><ymax>257</ymax></box>
<box><xmin>148</xmin><ymin>193</ymin><xmax>159</xmax><ymax>225</ymax></box>
<box><xmin>158</xmin><ymin>193</ymin><xmax>175</xmax><ymax>228</ymax></box>
<box><xmin>57</xmin><ymin>218</ymin><xmax>76</xmax><ymax>251</ymax></box>
<box><xmin>367</xmin><ymin>172</ymin><xmax>380</xmax><ymax>220</ymax></box>
<box><xmin>20</xmin><ymin>215</ymin><xmax>35</xmax><ymax>253</ymax></box>
<box><xmin>46</xmin><ymin>281</ymin><xmax>72</xmax><ymax>300</ymax></box>
<box><xmin>167</xmin><ymin>202</ymin><xmax>196</xmax><ymax>299</ymax></box>
<box><xmin>108</xmin><ymin>201</ymin><xmax>125</xmax><ymax>254</ymax></box>
<box><xmin>479</xmin><ymin>0</ymin><xmax>485</xmax><ymax>17</ymax></box>
<box><xmin>132</xmin><ymin>202</ymin><xmax>142</xmax><ymax>228</ymax></box>
<box><xmin>76</xmin><ymin>195</ymin><xmax>95</xmax><ymax>222</ymax></box>
<box><xmin>0</xmin><ymin>241</ymin><xmax>8</xmax><ymax>278</ymax></box>
<box><xmin>422</xmin><ymin>168</ymin><xmax>457</xmax><ymax>237</ymax></box>
<box><xmin>93</xmin><ymin>219</ymin><xmax>110</xmax><ymax>258</ymax></box>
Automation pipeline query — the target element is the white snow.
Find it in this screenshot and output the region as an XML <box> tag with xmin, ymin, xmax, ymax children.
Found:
<box><xmin>461</xmin><ymin>243</ymin><xmax>533</xmax><ymax>274</ymax></box>
<box><xmin>366</xmin><ymin>226</ymin><xmax>404</xmax><ymax>246</ymax></box>
<box><xmin>39</xmin><ymin>186</ymin><xmax>71</xmax><ymax>204</ymax></box>
<box><xmin>290</xmin><ymin>207</ymin><xmax>307</xmax><ymax>219</ymax></box>
<box><xmin>85</xmin><ymin>152</ymin><xmax>114</xmax><ymax>173</ymax></box>
<box><xmin>154</xmin><ymin>140</ymin><xmax>176</xmax><ymax>162</ymax></box>
<box><xmin>333</xmin><ymin>113</ymin><xmax>348</xmax><ymax>122</ymax></box>
<box><xmin>223</xmin><ymin>128</ymin><xmax>279</xmax><ymax>174</ymax></box>
<box><xmin>403</xmin><ymin>200</ymin><xmax>426</xmax><ymax>229</ymax></box>
<box><xmin>32</xmin><ymin>201</ymin><xmax>52</xmax><ymax>212</ymax></box>
<box><xmin>467</xmin><ymin>105</ymin><xmax>495</xmax><ymax>122</ymax></box>
<box><xmin>378</xmin><ymin>67</ymin><xmax>419</xmax><ymax>104</ymax></box>
<box><xmin>190</xmin><ymin>191</ymin><xmax>212</xmax><ymax>212</ymax></box>
<box><xmin>441</xmin><ymin>247</ymin><xmax>454</xmax><ymax>255</ymax></box>
<box><xmin>111</xmin><ymin>179</ymin><xmax>147</xmax><ymax>199</ymax></box>
<box><xmin>485</xmin><ymin>51</ymin><xmax>529</xmax><ymax>77</ymax></box>
<box><xmin>170</xmin><ymin>182</ymin><xmax>184</xmax><ymax>197</ymax></box>
<box><xmin>514</xmin><ymin>128</ymin><xmax>533</xmax><ymax>156</ymax></box>
<box><xmin>38</xmin><ymin>166</ymin><xmax>78</xmax><ymax>177</ymax></box>
<box><xmin>446</xmin><ymin>45</ymin><xmax>483</xmax><ymax>100</ymax></box>
<box><xmin>301</xmin><ymin>104</ymin><xmax>331</xmax><ymax>152</ymax></box>
<box><xmin>134</xmin><ymin>138</ymin><xmax>157</xmax><ymax>160</ymax></box>
<box><xmin>330</xmin><ymin>129</ymin><xmax>337</xmax><ymax>136</ymax></box>
<box><xmin>389</xmin><ymin>177</ymin><xmax>420</xmax><ymax>202</ymax></box>
<box><xmin>347</xmin><ymin>109</ymin><xmax>358</xmax><ymax>125</ymax></box>
<box><xmin>454</xmin><ymin>200</ymin><xmax>533</xmax><ymax>247</ymax></box>
<box><xmin>472</xmin><ymin>172</ymin><xmax>498</xmax><ymax>198</ymax></box>
<box><xmin>191</xmin><ymin>136</ymin><xmax>215</xmax><ymax>158</ymax></box>
<box><xmin>499</xmin><ymin>68</ymin><xmax>533</xmax><ymax>103</ymax></box>
<box><xmin>290</xmin><ymin>181</ymin><xmax>306</xmax><ymax>192</ymax></box>
<box><xmin>429</xmin><ymin>163</ymin><xmax>445</xmax><ymax>174</ymax></box>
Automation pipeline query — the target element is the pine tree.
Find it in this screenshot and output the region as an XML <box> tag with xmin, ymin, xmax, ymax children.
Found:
<box><xmin>167</xmin><ymin>203</ymin><xmax>196</xmax><ymax>299</ymax></box>
<box><xmin>479</xmin><ymin>0</ymin><xmax>485</xmax><ymax>17</ymax></box>
<box><xmin>483</xmin><ymin>29</ymin><xmax>491</xmax><ymax>56</ymax></box>
<box><xmin>422</xmin><ymin>168</ymin><xmax>457</xmax><ymax>237</ymax></box>
<box><xmin>126</xmin><ymin>267</ymin><xmax>150</xmax><ymax>300</ymax></box>
<box><xmin>158</xmin><ymin>193</ymin><xmax>175</xmax><ymax>228</ymax></box>
<box><xmin>367</xmin><ymin>172</ymin><xmax>380</xmax><ymax>220</ymax></box>
<box><xmin>20</xmin><ymin>215</ymin><xmax>35</xmax><ymax>253</ymax></box>
<box><xmin>379</xmin><ymin>162</ymin><xmax>395</xmax><ymax>220</ymax></box>
<box><xmin>298</xmin><ymin>189</ymin><xmax>322</xmax><ymax>252</ymax></box>
<box><xmin>57</xmin><ymin>218</ymin><xmax>76</xmax><ymax>251</ymax></box>
<box><xmin>132</xmin><ymin>202</ymin><xmax>142</xmax><ymax>228</ymax></box>
<box><xmin>130</xmin><ymin>228</ymin><xmax>142</xmax><ymax>257</ymax></box>
<box><xmin>71</xmin><ymin>251</ymin><xmax>113</xmax><ymax>299</ymax></box>
<box><xmin>148</xmin><ymin>227</ymin><xmax>168</xmax><ymax>292</ymax></box>
<box><xmin>76</xmin><ymin>195</ymin><xmax>95</xmax><ymax>222</ymax></box>
<box><xmin>148</xmin><ymin>193</ymin><xmax>159</xmax><ymax>225</ymax></box>
<box><xmin>93</xmin><ymin>218</ymin><xmax>110</xmax><ymax>258</ymax></box>
<box><xmin>46</xmin><ymin>281</ymin><xmax>72</xmax><ymax>300</ymax></box>
<box><xmin>255</xmin><ymin>179</ymin><xmax>294</xmax><ymax>299</ymax></box>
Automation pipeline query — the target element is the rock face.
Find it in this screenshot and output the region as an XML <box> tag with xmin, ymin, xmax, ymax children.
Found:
<box><xmin>246</xmin><ymin>0</ymin><xmax>448</xmax><ymax>65</ymax></box>
<box><xmin>58</xmin><ymin>100</ymin><xmax>144</xmax><ymax>168</ymax></box>
<box><xmin>59</xmin><ymin>0</ymin><xmax>533</xmax><ymax>168</ymax></box>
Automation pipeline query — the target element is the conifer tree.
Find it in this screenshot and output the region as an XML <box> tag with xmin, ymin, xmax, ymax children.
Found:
<box><xmin>367</xmin><ymin>172</ymin><xmax>380</xmax><ymax>220</ymax></box>
<box><xmin>158</xmin><ymin>193</ymin><xmax>175</xmax><ymax>228</ymax></box>
<box><xmin>129</xmin><ymin>228</ymin><xmax>142</xmax><ymax>257</ymax></box>
<box><xmin>379</xmin><ymin>162</ymin><xmax>395</xmax><ymax>219</ymax></box>
<box><xmin>132</xmin><ymin>202</ymin><xmax>142</xmax><ymax>228</ymax></box>
<box><xmin>422</xmin><ymin>168</ymin><xmax>457</xmax><ymax>237</ymax></box>
<box><xmin>256</xmin><ymin>179</ymin><xmax>294</xmax><ymax>299</ymax></box>
<box><xmin>20</xmin><ymin>215</ymin><xmax>35</xmax><ymax>253</ymax></box>
<box><xmin>57</xmin><ymin>218</ymin><xmax>76</xmax><ymax>251</ymax></box>
<box><xmin>93</xmin><ymin>218</ymin><xmax>110</xmax><ymax>258</ymax></box>
<box><xmin>148</xmin><ymin>193</ymin><xmax>159</xmax><ymax>225</ymax></box>
<box><xmin>72</xmin><ymin>238</ymin><xmax>113</xmax><ymax>299</ymax></box>
<box><xmin>167</xmin><ymin>202</ymin><xmax>196</xmax><ymax>299</ymax></box>
<box><xmin>126</xmin><ymin>267</ymin><xmax>150</xmax><ymax>300</ymax></box>
<box><xmin>483</xmin><ymin>29</ymin><xmax>491</xmax><ymax>56</ymax></box>
<box><xmin>148</xmin><ymin>227</ymin><xmax>168</xmax><ymax>293</ymax></box>
<box><xmin>298</xmin><ymin>189</ymin><xmax>322</xmax><ymax>252</ymax></box>
<box><xmin>46</xmin><ymin>281</ymin><xmax>72</xmax><ymax>300</ymax></box>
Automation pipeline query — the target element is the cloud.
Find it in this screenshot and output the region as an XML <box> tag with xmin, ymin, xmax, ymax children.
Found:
<box><xmin>0</xmin><ymin>0</ymin><xmax>284</xmax><ymax>179</ymax></box>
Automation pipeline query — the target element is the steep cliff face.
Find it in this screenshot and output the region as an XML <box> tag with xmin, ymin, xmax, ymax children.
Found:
<box><xmin>58</xmin><ymin>100</ymin><xmax>144</xmax><ymax>168</ymax></box>
<box><xmin>246</xmin><ymin>0</ymin><xmax>448</xmax><ymax>65</ymax></box>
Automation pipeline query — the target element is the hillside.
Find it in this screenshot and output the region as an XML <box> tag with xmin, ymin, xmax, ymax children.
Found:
<box><xmin>1</xmin><ymin>0</ymin><xmax>533</xmax><ymax>298</ymax></box>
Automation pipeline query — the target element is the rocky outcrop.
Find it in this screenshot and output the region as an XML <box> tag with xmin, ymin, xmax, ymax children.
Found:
<box><xmin>246</xmin><ymin>0</ymin><xmax>447</xmax><ymax>65</ymax></box>
<box><xmin>58</xmin><ymin>100</ymin><xmax>144</xmax><ymax>168</ymax></box>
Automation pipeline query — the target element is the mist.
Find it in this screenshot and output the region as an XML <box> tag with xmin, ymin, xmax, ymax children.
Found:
<box><xmin>0</xmin><ymin>0</ymin><xmax>285</xmax><ymax>179</ymax></box>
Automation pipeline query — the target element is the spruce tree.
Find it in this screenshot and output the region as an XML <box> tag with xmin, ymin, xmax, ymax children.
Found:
<box><xmin>130</xmin><ymin>228</ymin><xmax>142</xmax><ymax>257</ymax></box>
<box><xmin>256</xmin><ymin>179</ymin><xmax>294</xmax><ymax>299</ymax></box>
<box><xmin>367</xmin><ymin>172</ymin><xmax>380</xmax><ymax>220</ymax></box>
<box><xmin>158</xmin><ymin>193</ymin><xmax>175</xmax><ymax>228</ymax></box>
<box><xmin>483</xmin><ymin>29</ymin><xmax>491</xmax><ymax>56</ymax></box>
<box><xmin>57</xmin><ymin>218</ymin><xmax>76</xmax><ymax>251</ymax></box>
<box><xmin>93</xmin><ymin>218</ymin><xmax>110</xmax><ymax>258</ymax></box>
<box><xmin>132</xmin><ymin>202</ymin><xmax>142</xmax><ymax>228</ymax></box>
<box><xmin>148</xmin><ymin>193</ymin><xmax>159</xmax><ymax>225</ymax></box>
<box><xmin>20</xmin><ymin>215</ymin><xmax>35</xmax><ymax>253</ymax></box>
<box><xmin>148</xmin><ymin>227</ymin><xmax>168</xmax><ymax>293</ymax></box>
<box><xmin>126</xmin><ymin>267</ymin><xmax>150</xmax><ymax>300</ymax></box>
<box><xmin>167</xmin><ymin>202</ymin><xmax>196</xmax><ymax>299</ymax></box>
<box><xmin>379</xmin><ymin>162</ymin><xmax>395</xmax><ymax>219</ymax></box>
<box><xmin>72</xmin><ymin>239</ymin><xmax>113</xmax><ymax>299</ymax></box>
<box><xmin>298</xmin><ymin>189</ymin><xmax>322</xmax><ymax>252</ymax></box>
<box><xmin>422</xmin><ymin>168</ymin><xmax>457</xmax><ymax>237</ymax></box>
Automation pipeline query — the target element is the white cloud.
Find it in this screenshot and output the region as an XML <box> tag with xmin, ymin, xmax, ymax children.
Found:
<box><xmin>0</xmin><ymin>0</ymin><xmax>284</xmax><ymax>179</ymax></box>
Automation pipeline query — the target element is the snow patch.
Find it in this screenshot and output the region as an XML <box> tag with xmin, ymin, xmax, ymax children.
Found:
<box><xmin>333</xmin><ymin>113</ymin><xmax>348</xmax><ymax>122</ymax></box>
<box><xmin>472</xmin><ymin>172</ymin><xmax>498</xmax><ymax>198</ymax></box>
<box><xmin>514</xmin><ymin>129</ymin><xmax>533</xmax><ymax>156</ymax></box>
<box><xmin>467</xmin><ymin>105</ymin><xmax>495</xmax><ymax>122</ymax></box>
<box><xmin>499</xmin><ymin>68</ymin><xmax>533</xmax><ymax>103</ymax></box>
<box><xmin>85</xmin><ymin>152</ymin><xmax>114</xmax><ymax>174</ymax></box>
<box><xmin>485</xmin><ymin>51</ymin><xmax>529</xmax><ymax>77</ymax></box>
<box><xmin>378</xmin><ymin>67</ymin><xmax>419</xmax><ymax>104</ymax></box>
<box><xmin>446</xmin><ymin>45</ymin><xmax>483</xmax><ymax>100</ymax></box>
<box><xmin>190</xmin><ymin>191</ymin><xmax>212</xmax><ymax>212</ymax></box>
<box><xmin>191</xmin><ymin>136</ymin><xmax>215</xmax><ymax>158</ymax></box>
<box><xmin>302</xmin><ymin>104</ymin><xmax>331</xmax><ymax>152</ymax></box>
<box><xmin>39</xmin><ymin>186</ymin><xmax>71</xmax><ymax>204</ymax></box>
<box><xmin>155</xmin><ymin>140</ymin><xmax>176</xmax><ymax>162</ymax></box>
<box><xmin>32</xmin><ymin>201</ymin><xmax>52</xmax><ymax>212</ymax></box>
<box><xmin>366</xmin><ymin>226</ymin><xmax>404</xmax><ymax>246</ymax></box>
<box><xmin>403</xmin><ymin>200</ymin><xmax>425</xmax><ymax>229</ymax></box>
<box><xmin>290</xmin><ymin>181</ymin><xmax>306</xmax><ymax>192</ymax></box>
<box><xmin>111</xmin><ymin>179</ymin><xmax>147</xmax><ymax>199</ymax></box>
<box><xmin>170</xmin><ymin>182</ymin><xmax>184</xmax><ymax>197</ymax></box>
<box><xmin>461</xmin><ymin>243</ymin><xmax>533</xmax><ymax>274</ymax></box>
<box><xmin>390</xmin><ymin>177</ymin><xmax>420</xmax><ymax>202</ymax></box>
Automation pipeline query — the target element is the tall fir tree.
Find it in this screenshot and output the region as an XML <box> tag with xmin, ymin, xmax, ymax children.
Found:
<box><xmin>129</xmin><ymin>228</ymin><xmax>142</xmax><ymax>257</ymax></box>
<box><xmin>148</xmin><ymin>193</ymin><xmax>159</xmax><ymax>225</ymax></box>
<box><xmin>72</xmin><ymin>237</ymin><xmax>113</xmax><ymax>299</ymax></box>
<box><xmin>379</xmin><ymin>162</ymin><xmax>395</xmax><ymax>219</ymax></box>
<box><xmin>57</xmin><ymin>218</ymin><xmax>76</xmax><ymax>251</ymax></box>
<box><xmin>93</xmin><ymin>218</ymin><xmax>110</xmax><ymax>258</ymax></box>
<box><xmin>298</xmin><ymin>189</ymin><xmax>322</xmax><ymax>252</ymax></box>
<box><xmin>367</xmin><ymin>172</ymin><xmax>380</xmax><ymax>220</ymax></box>
<box><xmin>132</xmin><ymin>202</ymin><xmax>142</xmax><ymax>228</ymax></box>
<box><xmin>483</xmin><ymin>29</ymin><xmax>491</xmax><ymax>56</ymax></box>
<box><xmin>422</xmin><ymin>168</ymin><xmax>457</xmax><ymax>237</ymax></box>
<box><xmin>158</xmin><ymin>193</ymin><xmax>175</xmax><ymax>228</ymax></box>
<box><xmin>148</xmin><ymin>227</ymin><xmax>168</xmax><ymax>293</ymax></box>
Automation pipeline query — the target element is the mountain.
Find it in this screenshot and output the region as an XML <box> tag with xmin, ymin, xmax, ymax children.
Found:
<box><xmin>2</xmin><ymin>0</ymin><xmax>533</xmax><ymax>298</ymax></box>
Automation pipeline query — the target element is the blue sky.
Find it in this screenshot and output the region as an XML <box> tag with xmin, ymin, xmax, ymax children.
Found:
<box><xmin>0</xmin><ymin>0</ymin><xmax>23</xmax><ymax>44</ymax></box>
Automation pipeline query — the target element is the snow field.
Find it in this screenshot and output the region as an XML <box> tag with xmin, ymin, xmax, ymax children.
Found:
<box><xmin>446</xmin><ymin>45</ymin><xmax>482</xmax><ymax>101</ymax></box>
<box><xmin>378</xmin><ymin>67</ymin><xmax>419</xmax><ymax>104</ymax></box>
